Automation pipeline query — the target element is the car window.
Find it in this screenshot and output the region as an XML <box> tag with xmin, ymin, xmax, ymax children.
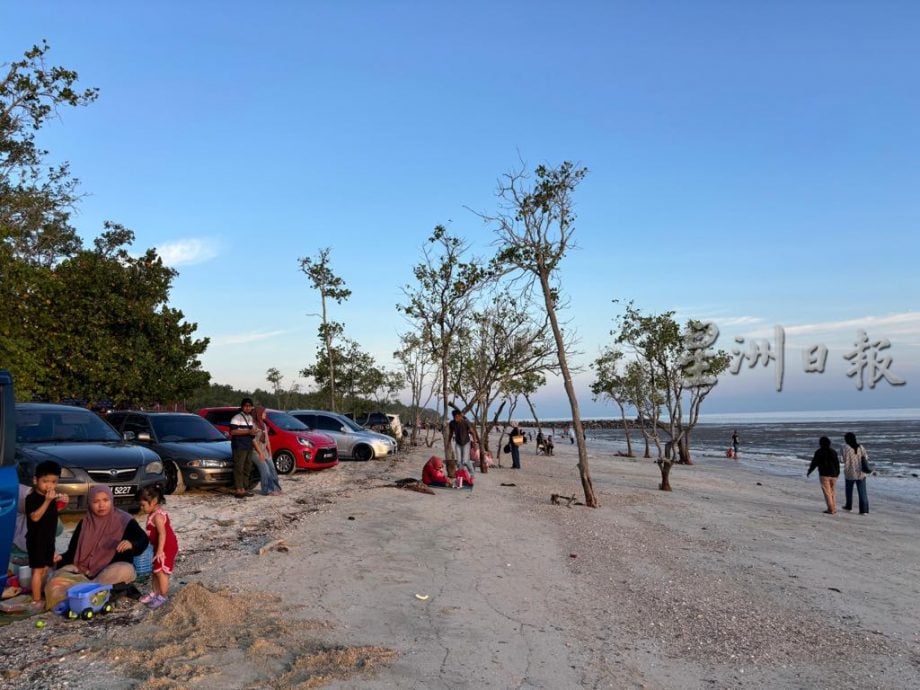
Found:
<box><xmin>122</xmin><ymin>414</ymin><xmax>152</xmax><ymax>438</ymax></box>
<box><xmin>15</xmin><ymin>408</ymin><xmax>122</xmax><ymax>443</ymax></box>
<box><xmin>290</xmin><ymin>414</ymin><xmax>315</xmax><ymax>429</ymax></box>
<box><xmin>266</xmin><ymin>411</ymin><xmax>309</xmax><ymax>432</ymax></box>
<box><xmin>205</xmin><ymin>410</ymin><xmax>236</xmax><ymax>426</ymax></box>
<box><xmin>151</xmin><ymin>415</ymin><xmax>225</xmax><ymax>442</ymax></box>
<box><xmin>311</xmin><ymin>414</ymin><xmax>342</xmax><ymax>432</ymax></box>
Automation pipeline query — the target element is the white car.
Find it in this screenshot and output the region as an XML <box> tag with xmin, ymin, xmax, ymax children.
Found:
<box><xmin>288</xmin><ymin>410</ymin><xmax>397</xmax><ymax>461</ymax></box>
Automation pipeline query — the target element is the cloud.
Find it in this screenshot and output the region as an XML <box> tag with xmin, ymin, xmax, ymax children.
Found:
<box><xmin>157</xmin><ymin>238</ymin><xmax>220</xmax><ymax>266</ymax></box>
<box><xmin>212</xmin><ymin>330</ymin><xmax>288</xmax><ymax>346</ymax></box>
<box><xmin>742</xmin><ymin>312</ymin><xmax>920</xmax><ymax>340</ymax></box>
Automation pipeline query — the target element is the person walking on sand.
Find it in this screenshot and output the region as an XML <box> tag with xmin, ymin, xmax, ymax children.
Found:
<box><xmin>229</xmin><ymin>398</ymin><xmax>257</xmax><ymax>499</ymax></box>
<box><xmin>841</xmin><ymin>432</ymin><xmax>871</xmax><ymax>514</ymax></box>
<box><xmin>447</xmin><ymin>409</ymin><xmax>478</xmax><ymax>478</ymax></box>
<box><xmin>509</xmin><ymin>423</ymin><xmax>523</xmax><ymax>470</ymax></box>
<box><xmin>807</xmin><ymin>436</ymin><xmax>840</xmax><ymax>514</ymax></box>
<box><xmin>731</xmin><ymin>430</ymin><xmax>740</xmax><ymax>459</ymax></box>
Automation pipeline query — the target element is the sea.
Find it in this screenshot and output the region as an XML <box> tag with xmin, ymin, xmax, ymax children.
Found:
<box><xmin>539</xmin><ymin>409</ymin><xmax>920</xmax><ymax>506</ymax></box>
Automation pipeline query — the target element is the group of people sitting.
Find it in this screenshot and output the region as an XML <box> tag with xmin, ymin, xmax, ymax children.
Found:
<box><xmin>13</xmin><ymin>459</ymin><xmax>178</xmax><ymax>613</ymax></box>
<box><xmin>536</xmin><ymin>431</ymin><xmax>555</xmax><ymax>456</ymax></box>
<box><xmin>421</xmin><ymin>456</ymin><xmax>474</xmax><ymax>488</ymax></box>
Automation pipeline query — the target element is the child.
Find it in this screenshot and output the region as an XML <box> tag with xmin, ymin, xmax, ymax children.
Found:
<box><xmin>26</xmin><ymin>460</ymin><xmax>65</xmax><ymax>609</ymax></box>
<box><xmin>138</xmin><ymin>485</ymin><xmax>179</xmax><ymax>609</ymax></box>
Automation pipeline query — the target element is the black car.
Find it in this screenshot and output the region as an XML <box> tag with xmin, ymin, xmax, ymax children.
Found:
<box><xmin>106</xmin><ymin>411</ymin><xmax>236</xmax><ymax>495</ymax></box>
<box><xmin>15</xmin><ymin>403</ymin><xmax>165</xmax><ymax>513</ymax></box>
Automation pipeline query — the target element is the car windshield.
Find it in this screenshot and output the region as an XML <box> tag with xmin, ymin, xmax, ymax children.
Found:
<box><xmin>267</xmin><ymin>411</ymin><xmax>310</xmax><ymax>432</ymax></box>
<box><xmin>150</xmin><ymin>415</ymin><xmax>226</xmax><ymax>442</ymax></box>
<box><xmin>16</xmin><ymin>408</ymin><xmax>122</xmax><ymax>443</ymax></box>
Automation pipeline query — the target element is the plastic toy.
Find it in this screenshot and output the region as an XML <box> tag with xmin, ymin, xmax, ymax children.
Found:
<box><xmin>57</xmin><ymin>583</ymin><xmax>114</xmax><ymax>620</ymax></box>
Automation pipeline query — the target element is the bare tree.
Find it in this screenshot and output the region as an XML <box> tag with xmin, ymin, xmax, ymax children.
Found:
<box><xmin>394</xmin><ymin>330</ymin><xmax>439</xmax><ymax>447</ymax></box>
<box><xmin>482</xmin><ymin>161</ymin><xmax>598</xmax><ymax>507</ymax></box>
<box><xmin>299</xmin><ymin>248</ymin><xmax>351</xmax><ymax>411</ymax></box>
<box><xmin>266</xmin><ymin>367</ymin><xmax>283</xmax><ymax>408</ymax></box>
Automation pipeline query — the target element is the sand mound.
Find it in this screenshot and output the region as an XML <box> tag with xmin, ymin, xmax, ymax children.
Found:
<box><xmin>85</xmin><ymin>583</ymin><xmax>395</xmax><ymax>688</ymax></box>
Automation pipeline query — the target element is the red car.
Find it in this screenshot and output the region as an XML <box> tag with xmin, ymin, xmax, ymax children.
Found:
<box><xmin>197</xmin><ymin>407</ymin><xmax>338</xmax><ymax>474</ymax></box>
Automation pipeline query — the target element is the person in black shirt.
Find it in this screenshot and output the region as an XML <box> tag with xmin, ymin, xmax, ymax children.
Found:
<box><xmin>26</xmin><ymin>460</ymin><xmax>65</xmax><ymax>608</ymax></box>
<box><xmin>807</xmin><ymin>436</ymin><xmax>841</xmax><ymax>514</ymax></box>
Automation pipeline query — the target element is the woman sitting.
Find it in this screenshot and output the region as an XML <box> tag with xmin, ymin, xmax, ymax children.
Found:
<box><xmin>421</xmin><ymin>456</ymin><xmax>451</xmax><ymax>487</ymax></box>
<box><xmin>44</xmin><ymin>485</ymin><xmax>149</xmax><ymax>610</ymax></box>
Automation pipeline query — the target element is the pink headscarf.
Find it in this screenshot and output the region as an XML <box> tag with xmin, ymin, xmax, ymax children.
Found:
<box><xmin>73</xmin><ymin>485</ymin><xmax>133</xmax><ymax>578</ymax></box>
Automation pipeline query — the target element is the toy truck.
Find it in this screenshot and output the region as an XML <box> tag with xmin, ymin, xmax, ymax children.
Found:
<box><xmin>62</xmin><ymin>583</ymin><xmax>114</xmax><ymax>620</ymax></box>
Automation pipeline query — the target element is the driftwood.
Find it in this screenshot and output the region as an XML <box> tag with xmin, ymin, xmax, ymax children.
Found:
<box><xmin>258</xmin><ymin>538</ymin><xmax>290</xmax><ymax>555</ymax></box>
<box><xmin>394</xmin><ymin>478</ymin><xmax>436</xmax><ymax>495</ymax></box>
<box><xmin>550</xmin><ymin>493</ymin><xmax>578</xmax><ymax>507</ymax></box>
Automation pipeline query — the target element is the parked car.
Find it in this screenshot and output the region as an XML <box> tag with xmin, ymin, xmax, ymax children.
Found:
<box><xmin>197</xmin><ymin>407</ymin><xmax>338</xmax><ymax>474</ymax></box>
<box><xmin>106</xmin><ymin>411</ymin><xmax>235</xmax><ymax>495</ymax></box>
<box><xmin>14</xmin><ymin>403</ymin><xmax>165</xmax><ymax>513</ymax></box>
<box><xmin>349</xmin><ymin>411</ymin><xmax>404</xmax><ymax>439</ymax></box>
<box><xmin>0</xmin><ymin>371</ymin><xmax>17</xmax><ymax>588</ymax></box>
<box><xmin>288</xmin><ymin>410</ymin><xmax>397</xmax><ymax>461</ymax></box>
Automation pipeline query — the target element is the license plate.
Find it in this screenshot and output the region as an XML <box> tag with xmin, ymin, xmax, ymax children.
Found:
<box><xmin>111</xmin><ymin>485</ymin><xmax>136</xmax><ymax>496</ymax></box>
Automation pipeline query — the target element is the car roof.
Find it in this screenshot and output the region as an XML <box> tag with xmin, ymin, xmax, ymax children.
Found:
<box><xmin>109</xmin><ymin>411</ymin><xmax>200</xmax><ymax>417</ymax></box>
<box><xmin>16</xmin><ymin>402</ymin><xmax>94</xmax><ymax>413</ymax></box>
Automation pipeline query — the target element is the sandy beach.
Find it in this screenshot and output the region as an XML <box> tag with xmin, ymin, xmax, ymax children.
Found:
<box><xmin>2</xmin><ymin>438</ymin><xmax>919</xmax><ymax>689</ymax></box>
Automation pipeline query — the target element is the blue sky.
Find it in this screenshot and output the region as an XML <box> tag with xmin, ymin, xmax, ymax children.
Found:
<box><xmin>3</xmin><ymin>1</ymin><xmax>918</xmax><ymax>418</ymax></box>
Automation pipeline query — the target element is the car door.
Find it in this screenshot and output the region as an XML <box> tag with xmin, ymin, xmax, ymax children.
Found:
<box><xmin>312</xmin><ymin>413</ymin><xmax>354</xmax><ymax>458</ymax></box>
<box><xmin>0</xmin><ymin>371</ymin><xmax>19</xmax><ymax>587</ymax></box>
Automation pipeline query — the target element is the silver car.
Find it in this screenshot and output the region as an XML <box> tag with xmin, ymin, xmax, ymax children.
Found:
<box><xmin>287</xmin><ymin>410</ymin><xmax>397</xmax><ymax>461</ymax></box>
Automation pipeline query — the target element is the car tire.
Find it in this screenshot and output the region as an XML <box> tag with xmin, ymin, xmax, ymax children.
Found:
<box><xmin>352</xmin><ymin>444</ymin><xmax>373</xmax><ymax>462</ymax></box>
<box><xmin>273</xmin><ymin>450</ymin><xmax>296</xmax><ymax>475</ymax></box>
<box><xmin>164</xmin><ymin>461</ymin><xmax>186</xmax><ymax>495</ymax></box>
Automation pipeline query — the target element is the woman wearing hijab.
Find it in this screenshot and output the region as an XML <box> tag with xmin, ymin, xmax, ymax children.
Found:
<box><xmin>44</xmin><ymin>485</ymin><xmax>149</xmax><ymax>610</ymax></box>
<box><xmin>252</xmin><ymin>405</ymin><xmax>282</xmax><ymax>496</ymax></box>
<box><xmin>841</xmin><ymin>432</ymin><xmax>871</xmax><ymax>514</ymax></box>
<box><xmin>807</xmin><ymin>436</ymin><xmax>840</xmax><ymax>514</ymax></box>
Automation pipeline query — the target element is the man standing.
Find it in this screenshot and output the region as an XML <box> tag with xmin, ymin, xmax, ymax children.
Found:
<box><xmin>230</xmin><ymin>398</ymin><xmax>257</xmax><ymax>499</ymax></box>
<box><xmin>731</xmin><ymin>430</ymin><xmax>740</xmax><ymax>459</ymax></box>
<box><xmin>447</xmin><ymin>409</ymin><xmax>478</xmax><ymax>478</ymax></box>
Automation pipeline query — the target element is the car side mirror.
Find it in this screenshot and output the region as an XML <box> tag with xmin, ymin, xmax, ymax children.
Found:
<box><xmin>123</xmin><ymin>431</ymin><xmax>136</xmax><ymax>441</ymax></box>
<box><xmin>341</xmin><ymin>426</ymin><xmax>348</xmax><ymax>433</ymax></box>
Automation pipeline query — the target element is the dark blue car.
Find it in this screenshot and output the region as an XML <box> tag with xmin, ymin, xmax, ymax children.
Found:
<box><xmin>0</xmin><ymin>371</ymin><xmax>17</xmax><ymax>589</ymax></box>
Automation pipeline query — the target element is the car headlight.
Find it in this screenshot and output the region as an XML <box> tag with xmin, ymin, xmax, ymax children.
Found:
<box><xmin>188</xmin><ymin>459</ymin><xmax>230</xmax><ymax>468</ymax></box>
<box><xmin>145</xmin><ymin>460</ymin><xmax>164</xmax><ymax>475</ymax></box>
<box><xmin>297</xmin><ymin>437</ymin><xmax>315</xmax><ymax>449</ymax></box>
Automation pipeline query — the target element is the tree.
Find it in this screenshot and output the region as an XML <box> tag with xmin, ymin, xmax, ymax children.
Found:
<box><xmin>394</xmin><ymin>330</ymin><xmax>439</xmax><ymax>448</ymax></box>
<box><xmin>298</xmin><ymin>248</ymin><xmax>351</xmax><ymax>411</ymax></box>
<box><xmin>615</xmin><ymin>305</ymin><xmax>729</xmax><ymax>490</ymax></box>
<box><xmin>591</xmin><ymin>346</ymin><xmax>634</xmax><ymax>458</ymax></box>
<box><xmin>398</xmin><ymin>225</ymin><xmax>491</xmax><ymax>476</ymax></box>
<box><xmin>486</xmin><ymin>161</ymin><xmax>598</xmax><ymax>507</ymax></box>
<box><xmin>266</xmin><ymin>367</ymin><xmax>284</xmax><ymax>408</ymax></box>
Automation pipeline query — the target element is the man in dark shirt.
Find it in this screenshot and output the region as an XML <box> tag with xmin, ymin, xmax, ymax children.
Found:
<box><xmin>229</xmin><ymin>398</ymin><xmax>257</xmax><ymax>498</ymax></box>
<box><xmin>447</xmin><ymin>409</ymin><xmax>478</xmax><ymax>477</ymax></box>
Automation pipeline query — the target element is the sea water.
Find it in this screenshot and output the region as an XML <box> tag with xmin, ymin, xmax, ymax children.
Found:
<box><xmin>567</xmin><ymin>412</ymin><xmax>920</xmax><ymax>506</ymax></box>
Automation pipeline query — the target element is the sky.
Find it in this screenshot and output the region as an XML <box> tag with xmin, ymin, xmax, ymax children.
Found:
<box><xmin>3</xmin><ymin>1</ymin><xmax>919</xmax><ymax>419</ymax></box>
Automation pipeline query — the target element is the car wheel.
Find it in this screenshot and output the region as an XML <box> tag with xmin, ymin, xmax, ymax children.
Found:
<box><xmin>164</xmin><ymin>461</ymin><xmax>186</xmax><ymax>495</ymax></box>
<box><xmin>352</xmin><ymin>444</ymin><xmax>373</xmax><ymax>462</ymax></box>
<box><xmin>273</xmin><ymin>450</ymin><xmax>296</xmax><ymax>475</ymax></box>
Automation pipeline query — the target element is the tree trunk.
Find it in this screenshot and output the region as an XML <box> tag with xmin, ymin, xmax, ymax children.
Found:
<box><xmin>658</xmin><ymin>459</ymin><xmax>672</xmax><ymax>491</ymax></box>
<box><xmin>678</xmin><ymin>435</ymin><xmax>693</xmax><ymax>465</ymax></box>
<box><xmin>619</xmin><ymin>404</ymin><xmax>633</xmax><ymax>457</ymax></box>
<box><xmin>538</xmin><ymin>273</ymin><xmax>597</xmax><ymax>508</ymax></box>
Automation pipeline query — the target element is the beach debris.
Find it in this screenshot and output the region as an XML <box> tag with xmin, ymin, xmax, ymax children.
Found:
<box><xmin>500</xmin><ymin>482</ymin><xmax>517</xmax><ymax>487</ymax></box>
<box><xmin>258</xmin><ymin>538</ymin><xmax>290</xmax><ymax>556</ymax></box>
<box><xmin>551</xmin><ymin>493</ymin><xmax>578</xmax><ymax>507</ymax></box>
<box><xmin>393</xmin><ymin>478</ymin><xmax>435</xmax><ymax>495</ymax></box>
<box><xmin>414</xmin><ymin>594</ymin><xmax>429</xmax><ymax>601</ymax></box>
<box><xmin>347</xmin><ymin>516</ymin><xmax>355</xmax><ymax>520</ymax></box>
<box><xmin>35</xmin><ymin>620</ymin><xmax>45</xmax><ymax>629</ymax></box>
<box><xmin>828</xmin><ymin>587</ymin><xmax>842</xmax><ymax>593</ymax></box>
<box><xmin>570</xmin><ymin>553</ymin><xmax>577</xmax><ymax>559</ymax></box>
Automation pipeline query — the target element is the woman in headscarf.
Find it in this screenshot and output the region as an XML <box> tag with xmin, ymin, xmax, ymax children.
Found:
<box><xmin>841</xmin><ymin>432</ymin><xmax>871</xmax><ymax>514</ymax></box>
<box><xmin>44</xmin><ymin>484</ymin><xmax>149</xmax><ymax>610</ymax></box>
<box><xmin>252</xmin><ymin>405</ymin><xmax>282</xmax><ymax>496</ymax></box>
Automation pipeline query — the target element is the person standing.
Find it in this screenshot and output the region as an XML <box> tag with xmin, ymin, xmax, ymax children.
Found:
<box><xmin>841</xmin><ymin>432</ymin><xmax>871</xmax><ymax>514</ymax></box>
<box><xmin>509</xmin><ymin>423</ymin><xmax>523</xmax><ymax>469</ymax></box>
<box><xmin>807</xmin><ymin>436</ymin><xmax>840</xmax><ymax>514</ymax></box>
<box><xmin>731</xmin><ymin>430</ymin><xmax>740</xmax><ymax>459</ymax></box>
<box><xmin>447</xmin><ymin>409</ymin><xmax>478</xmax><ymax>479</ymax></box>
<box><xmin>229</xmin><ymin>398</ymin><xmax>257</xmax><ymax>499</ymax></box>
<box><xmin>252</xmin><ymin>405</ymin><xmax>282</xmax><ymax>496</ymax></box>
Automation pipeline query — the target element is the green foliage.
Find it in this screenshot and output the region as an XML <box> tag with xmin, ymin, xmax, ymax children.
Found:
<box><xmin>1</xmin><ymin>43</ymin><xmax>208</xmax><ymax>404</ymax></box>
